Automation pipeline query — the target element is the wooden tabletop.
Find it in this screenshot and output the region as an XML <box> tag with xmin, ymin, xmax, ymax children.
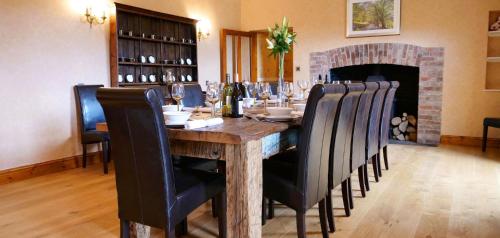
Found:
<box><xmin>96</xmin><ymin>117</ymin><xmax>292</xmax><ymax>144</ymax></box>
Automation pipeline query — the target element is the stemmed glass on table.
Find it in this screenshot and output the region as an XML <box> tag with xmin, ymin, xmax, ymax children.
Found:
<box><xmin>171</xmin><ymin>83</ymin><xmax>185</xmax><ymax>111</ymax></box>
<box><xmin>206</xmin><ymin>82</ymin><xmax>221</xmax><ymax>118</ymax></box>
<box><xmin>284</xmin><ymin>82</ymin><xmax>294</xmax><ymax>107</ymax></box>
<box><xmin>257</xmin><ymin>82</ymin><xmax>272</xmax><ymax>114</ymax></box>
<box><xmin>298</xmin><ymin>79</ymin><xmax>310</xmax><ymax>100</ymax></box>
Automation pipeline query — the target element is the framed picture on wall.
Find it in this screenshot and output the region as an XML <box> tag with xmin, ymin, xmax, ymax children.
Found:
<box><xmin>346</xmin><ymin>0</ymin><xmax>401</xmax><ymax>37</ymax></box>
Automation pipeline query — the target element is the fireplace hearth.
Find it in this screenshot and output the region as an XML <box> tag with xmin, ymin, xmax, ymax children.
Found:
<box><xmin>310</xmin><ymin>43</ymin><xmax>444</xmax><ymax>145</ymax></box>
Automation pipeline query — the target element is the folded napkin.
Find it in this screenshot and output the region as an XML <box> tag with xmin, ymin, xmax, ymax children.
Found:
<box><xmin>185</xmin><ymin>117</ymin><xmax>224</xmax><ymax>130</ymax></box>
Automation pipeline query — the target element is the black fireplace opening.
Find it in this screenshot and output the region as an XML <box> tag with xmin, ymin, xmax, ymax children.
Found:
<box><xmin>330</xmin><ymin>64</ymin><xmax>419</xmax><ymax>142</ymax></box>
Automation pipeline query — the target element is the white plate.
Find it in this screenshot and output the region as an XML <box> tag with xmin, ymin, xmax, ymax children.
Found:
<box><xmin>140</xmin><ymin>75</ymin><xmax>147</xmax><ymax>83</ymax></box>
<box><xmin>148</xmin><ymin>55</ymin><xmax>155</xmax><ymax>64</ymax></box>
<box><xmin>162</xmin><ymin>75</ymin><xmax>167</xmax><ymax>82</ymax></box>
<box><xmin>165</xmin><ymin>121</ymin><xmax>185</xmax><ymax>126</ymax></box>
<box><xmin>181</xmin><ymin>75</ymin><xmax>186</xmax><ymax>82</ymax></box>
<box><xmin>186</xmin><ymin>58</ymin><xmax>192</xmax><ymax>65</ymax></box>
<box><xmin>180</xmin><ymin>58</ymin><xmax>185</xmax><ymax>65</ymax></box>
<box><xmin>256</xmin><ymin>99</ymin><xmax>279</xmax><ymax>104</ymax></box>
<box><xmin>187</xmin><ymin>75</ymin><xmax>192</xmax><ymax>82</ymax></box>
<box><xmin>125</xmin><ymin>74</ymin><xmax>134</xmax><ymax>83</ymax></box>
<box><xmin>140</xmin><ymin>56</ymin><xmax>146</xmax><ymax>63</ymax></box>
<box><xmin>257</xmin><ymin>114</ymin><xmax>300</xmax><ymax>122</ymax></box>
<box><xmin>118</xmin><ymin>74</ymin><xmax>123</xmax><ymax>83</ymax></box>
<box><xmin>149</xmin><ymin>75</ymin><xmax>156</xmax><ymax>82</ymax></box>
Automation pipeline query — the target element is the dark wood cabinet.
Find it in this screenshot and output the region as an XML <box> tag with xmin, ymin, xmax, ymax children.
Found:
<box><xmin>110</xmin><ymin>3</ymin><xmax>199</xmax><ymax>87</ymax></box>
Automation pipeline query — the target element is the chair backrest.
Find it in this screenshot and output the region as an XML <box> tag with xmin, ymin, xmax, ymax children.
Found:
<box><xmin>350</xmin><ymin>82</ymin><xmax>378</xmax><ymax>171</ymax></box>
<box><xmin>296</xmin><ymin>84</ymin><xmax>346</xmax><ymax>210</ymax></box>
<box><xmin>366</xmin><ymin>81</ymin><xmax>390</xmax><ymax>158</ymax></box>
<box><xmin>329</xmin><ymin>83</ymin><xmax>365</xmax><ymax>189</ymax></box>
<box><xmin>379</xmin><ymin>81</ymin><xmax>400</xmax><ymax>148</ymax></box>
<box><xmin>74</xmin><ymin>84</ymin><xmax>106</xmax><ymax>132</ymax></box>
<box><xmin>169</xmin><ymin>84</ymin><xmax>204</xmax><ymax>107</ymax></box>
<box><xmin>97</xmin><ymin>88</ymin><xmax>176</xmax><ymax>230</ymax></box>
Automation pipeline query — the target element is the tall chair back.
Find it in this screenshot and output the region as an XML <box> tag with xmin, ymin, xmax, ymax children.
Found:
<box><xmin>351</xmin><ymin>82</ymin><xmax>378</xmax><ymax>171</ymax></box>
<box><xmin>329</xmin><ymin>83</ymin><xmax>365</xmax><ymax>189</ymax></box>
<box><xmin>169</xmin><ymin>84</ymin><xmax>205</xmax><ymax>107</ymax></box>
<box><xmin>379</xmin><ymin>81</ymin><xmax>400</xmax><ymax>148</ymax></box>
<box><xmin>296</xmin><ymin>84</ymin><xmax>346</xmax><ymax>209</ymax></box>
<box><xmin>97</xmin><ymin>88</ymin><xmax>177</xmax><ymax>230</ymax></box>
<box><xmin>74</xmin><ymin>84</ymin><xmax>106</xmax><ymax>132</ymax></box>
<box><xmin>366</xmin><ymin>81</ymin><xmax>390</xmax><ymax>158</ymax></box>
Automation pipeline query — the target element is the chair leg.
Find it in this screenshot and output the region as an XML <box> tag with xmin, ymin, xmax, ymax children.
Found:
<box><xmin>358</xmin><ymin>166</ymin><xmax>366</xmax><ymax>197</ymax></box>
<box><xmin>372</xmin><ymin>155</ymin><xmax>379</xmax><ymax>182</ymax></box>
<box><xmin>102</xmin><ymin>141</ymin><xmax>109</xmax><ymax>174</ymax></box>
<box><xmin>82</xmin><ymin>144</ymin><xmax>87</xmax><ymax>168</ymax></box>
<box><xmin>296</xmin><ymin>211</ymin><xmax>306</xmax><ymax>238</ymax></box>
<box><xmin>377</xmin><ymin>153</ymin><xmax>382</xmax><ymax>177</ymax></box>
<box><xmin>216</xmin><ymin>191</ymin><xmax>227</xmax><ymax>238</ymax></box>
<box><xmin>341</xmin><ymin>180</ymin><xmax>351</xmax><ymax>217</ymax></box>
<box><xmin>326</xmin><ymin>189</ymin><xmax>335</xmax><ymax>232</ymax></box>
<box><xmin>165</xmin><ymin>229</ymin><xmax>175</xmax><ymax>238</ymax></box>
<box><xmin>383</xmin><ymin>146</ymin><xmax>389</xmax><ymax>170</ymax></box>
<box><xmin>212</xmin><ymin>198</ymin><xmax>218</xmax><ymax>218</ymax></box>
<box><xmin>364</xmin><ymin>164</ymin><xmax>370</xmax><ymax>191</ymax></box>
<box><xmin>347</xmin><ymin>177</ymin><xmax>354</xmax><ymax>209</ymax></box>
<box><xmin>318</xmin><ymin>199</ymin><xmax>329</xmax><ymax>238</ymax></box>
<box><xmin>482</xmin><ymin>125</ymin><xmax>488</xmax><ymax>152</ymax></box>
<box><xmin>268</xmin><ymin>199</ymin><xmax>274</xmax><ymax>219</ymax></box>
<box><xmin>262</xmin><ymin>197</ymin><xmax>267</xmax><ymax>225</ymax></box>
<box><xmin>120</xmin><ymin>219</ymin><xmax>130</xmax><ymax>238</ymax></box>
<box><xmin>175</xmin><ymin>219</ymin><xmax>188</xmax><ymax>236</ymax></box>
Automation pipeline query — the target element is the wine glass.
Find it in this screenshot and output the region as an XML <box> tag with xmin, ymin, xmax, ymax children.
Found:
<box><xmin>298</xmin><ymin>79</ymin><xmax>309</xmax><ymax>99</ymax></box>
<box><xmin>171</xmin><ymin>83</ymin><xmax>185</xmax><ymax>111</ymax></box>
<box><xmin>257</xmin><ymin>82</ymin><xmax>272</xmax><ymax>114</ymax></box>
<box><xmin>284</xmin><ymin>82</ymin><xmax>294</xmax><ymax>107</ymax></box>
<box><xmin>206</xmin><ymin>83</ymin><xmax>220</xmax><ymax>117</ymax></box>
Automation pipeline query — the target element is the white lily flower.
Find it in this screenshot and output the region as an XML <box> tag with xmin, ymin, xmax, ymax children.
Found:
<box><xmin>266</xmin><ymin>38</ymin><xmax>274</xmax><ymax>49</ymax></box>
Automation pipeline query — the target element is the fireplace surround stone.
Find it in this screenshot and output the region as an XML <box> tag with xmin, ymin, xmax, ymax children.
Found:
<box><xmin>309</xmin><ymin>43</ymin><xmax>444</xmax><ymax>145</ymax></box>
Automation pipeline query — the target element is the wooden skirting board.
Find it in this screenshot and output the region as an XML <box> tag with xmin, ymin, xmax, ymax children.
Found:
<box><xmin>0</xmin><ymin>152</ymin><xmax>102</xmax><ymax>185</ymax></box>
<box><xmin>441</xmin><ymin>135</ymin><xmax>500</xmax><ymax>147</ymax></box>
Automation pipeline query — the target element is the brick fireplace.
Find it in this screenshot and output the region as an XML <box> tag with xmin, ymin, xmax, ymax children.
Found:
<box><xmin>309</xmin><ymin>43</ymin><xmax>444</xmax><ymax>145</ymax></box>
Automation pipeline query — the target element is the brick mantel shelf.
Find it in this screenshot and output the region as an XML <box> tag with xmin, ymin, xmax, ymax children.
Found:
<box><xmin>310</xmin><ymin>43</ymin><xmax>444</xmax><ymax>145</ymax></box>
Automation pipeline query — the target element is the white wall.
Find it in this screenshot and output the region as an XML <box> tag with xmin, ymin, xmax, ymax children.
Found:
<box><xmin>241</xmin><ymin>0</ymin><xmax>500</xmax><ymax>139</ymax></box>
<box><xmin>0</xmin><ymin>0</ymin><xmax>240</xmax><ymax>170</ymax></box>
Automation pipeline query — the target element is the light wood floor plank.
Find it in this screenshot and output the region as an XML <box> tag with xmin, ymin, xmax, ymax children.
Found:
<box><xmin>0</xmin><ymin>144</ymin><xmax>499</xmax><ymax>237</ymax></box>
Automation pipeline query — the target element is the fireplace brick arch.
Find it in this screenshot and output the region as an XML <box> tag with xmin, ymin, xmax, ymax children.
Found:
<box><xmin>310</xmin><ymin>43</ymin><xmax>444</xmax><ymax>145</ymax></box>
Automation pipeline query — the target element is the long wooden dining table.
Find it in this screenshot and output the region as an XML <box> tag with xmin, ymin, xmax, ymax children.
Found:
<box><xmin>96</xmin><ymin>117</ymin><xmax>298</xmax><ymax>238</ymax></box>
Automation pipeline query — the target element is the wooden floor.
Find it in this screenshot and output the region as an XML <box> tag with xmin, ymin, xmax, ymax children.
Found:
<box><xmin>1</xmin><ymin>144</ymin><xmax>500</xmax><ymax>238</ymax></box>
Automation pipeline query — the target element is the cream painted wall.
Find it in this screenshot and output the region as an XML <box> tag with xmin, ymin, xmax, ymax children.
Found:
<box><xmin>241</xmin><ymin>0</ymin><xmax>500</xmax><ymax>139</ymax></box>
<box><xmin>0</xmin><ymin>0</ymin><xmax>240</xmax><ymax>170</ymax></box>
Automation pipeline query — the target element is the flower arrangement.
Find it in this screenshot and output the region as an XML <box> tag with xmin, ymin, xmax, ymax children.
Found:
<box><xmin>266</xmin><ymin>17</ymin><xmax>297</xmax><ymax>99</ymax></box>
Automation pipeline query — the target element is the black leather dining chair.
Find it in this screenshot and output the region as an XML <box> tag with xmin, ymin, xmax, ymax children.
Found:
<box><xmin>96</xmin><ymin>88</ymin><xmax>226</xmax><ymax>238</ymax></box>
<box><xmin>350</xmin><ymin>82</ymin><xmax>378</xmax><ymax>198</ymax></box>
<box><xmin>379</xmin><ymin>81</ymin><xmax>400</xmax><ymax>171</ymax></box>
<box><xmin>483</xmin><ymin>118</ymin><xmax>500</xmax><ymax>151</ymax></box>
<box><xmin>74</xmin><ymin>84</ymin><xmax>110</xmax><ymax>174</ymax></box>
<box><xmin>262</xmin><ymin>84</ymin><xmax>346</xmax><ymax>238</ymax></box>
<box><xmin>168</xmin><ymin>84</ymin><xmax>205</xmax><ymax>107</ymax></box>
<box><xmin>326</xmin><ymin>83</ymin><xmax>364</xmax><ymax>228</ymax></box>
<box><xmin>365</xmin><ymin>81</ymin><xmax>390</xmax><ymax>186</ymax></box>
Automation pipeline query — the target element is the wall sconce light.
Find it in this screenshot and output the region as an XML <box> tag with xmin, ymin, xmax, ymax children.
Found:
<box><xmin>197</xmin><ymin>20</ymin><xmax>211</xmax><ymax>41</ymax></box>
<box><xmin>85</xmin><ymin>7</ymin><xmax>107</xmax><ymax>27</ymax></box>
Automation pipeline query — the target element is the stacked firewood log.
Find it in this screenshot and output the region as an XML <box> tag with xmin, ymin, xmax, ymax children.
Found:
<box><xmin>391</xmin><ymin>113</ymin><xmax>417</xmax><ymax>141</ymax></box>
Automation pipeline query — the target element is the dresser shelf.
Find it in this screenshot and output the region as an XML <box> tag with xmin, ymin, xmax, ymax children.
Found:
<box><xmin>110</xmin><ymin>3</ymin><xmax>199</xmax><ymax>87</ymax></box>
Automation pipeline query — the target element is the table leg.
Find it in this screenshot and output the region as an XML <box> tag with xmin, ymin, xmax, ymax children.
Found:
<box><xmin>225</xmin><ymin>140</ymin><xmax>263</xmax><ymax>238</ymax></box>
